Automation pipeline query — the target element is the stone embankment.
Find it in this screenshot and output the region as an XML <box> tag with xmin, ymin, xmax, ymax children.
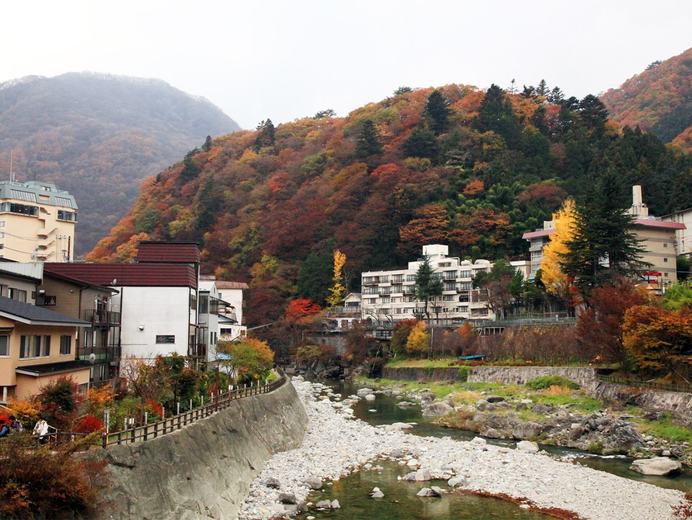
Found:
<box><xmin>239</xmin><ymin>378</ymin><xmax>687</xmax><ymax>520</ymax></box>
<box><xmin>98</xmin><ymin>378</ymin><xmax>308</xmax><ymax>520</ymax></box>
<box><xmin>385</xmin><ymin>365</ymin><xmax>692</xmax><ymax>422</ymax></box>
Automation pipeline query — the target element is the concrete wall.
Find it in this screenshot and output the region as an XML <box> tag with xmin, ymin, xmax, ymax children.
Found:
<box><xmin>467</xmin><ymin>366</ymin><xmax>598</xmax><ymax>387</ymax></box>
<box><xmin>99</xmin><ymin>378</ymin><xmax>307</xmax><ymax>520</ymax></box>
<box><xmin>383</xmin><ymin>366</ymin><xmax>467</xmax><ymax>382</ymax></box>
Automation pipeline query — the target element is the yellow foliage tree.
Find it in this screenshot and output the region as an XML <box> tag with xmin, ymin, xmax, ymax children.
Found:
<box><xmin>406</xmin><ymin>321</ymin><xmax>430</xmax><ymax>356</ymax></box>
<box><xmin>540</xmin><ymin>198</ymin><xmax>576</xmax><ymax>304</ymax></box>
<box><xmin>326</xmin><ymin>249</ymin><xmax>348</xmax><ymax>307</ymax></box>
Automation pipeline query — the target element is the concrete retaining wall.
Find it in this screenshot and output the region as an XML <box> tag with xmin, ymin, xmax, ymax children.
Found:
<box><xmin>383</xmin><ymin>367</ymin><xmax>466</xmax><ymax>382</ymax></box>
<box><xmin>467</xmin><ymin>366</ymin><xmax>598</xmax><ymax>387</ymax></box>
<box><xmin>98</xmin><ymin>379</ymin><xmax>308</xmax><ymax>520</ymax></box>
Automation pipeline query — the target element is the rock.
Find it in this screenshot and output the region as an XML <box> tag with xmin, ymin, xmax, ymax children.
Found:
<box><xmin>397</xmin><ymin>401</ymin><xmax>416</xmax><ymax>408</ymax></box>
<box><xmin>264</xmin><ymin>477</ymin><xmax>281</xmax><ymax>489</ymax></box>
<box><xmin>331</xmin><ymin>499</ymin><xmax>340</xmax><ymax>509</ymax></box>
<box><xmin>389</xmin><ymin>422</ymin><xmax>414</xmax><ymax>430</ymax></box>
<box><xmin>447</xmin><ymin>476</ymin><xmax>466</xmax><ymax>487</ymax></box>
<box><xmin>422</xmin><ymin>401</ymin><xmax>454</xmax><ymax>417</ymax></box>
<box><xmin>476</xmin><ymin>399</ymin><xmax>490</xmax><ymax>411</ymax></box>
<box><xmin>356</xmin><ymin>388</ymin><xmax>373</xmax><ymax>397</ymax></box>
<box><xmin>417</xmin><ymin>486</ymin><xmax>444</xmax><ymax>497</ymax></box>
<box><xmin>517</xmin><ymin>440</ymin><xmax>539</xmax><ymax>453</ymax></box>
<box><xmin>278</xmin><ymin>492</ymin><xmax>297</xmax><ymax>504</ymax></box>
<box><xmin>389</xmin><ymin>448</ymin><xmax>406</xmax><ymax>458</ymax></box>
<box><xmin>414</xmin><ymin>469</ymin><xmax>432</xmax><ymax>481</ymax></box>
<box><xmin>531</xmin><ymin>404</ymin><xmax>554</xmax><ymax>415</ymax></box>
<box><xmin>407</xmin><ymin>458</ymin><xmax>420</xmax><ymax>467</ymax></box>
<box><xmin>364</xmin><ymin>394</ymin><xmax>377</xmax><ymax>401</ymax></box>
<box><xmin>315</xmin><ymin>500</ymin><xmax>332</xmax><ymax>509</ymax></box>
<box><xmin>470</xmin><ymin>436</ymin><xmax>487</xmax><ymax>446</ymax></box>
<box><xmin>486</xmin><ymin>396</ymin><xmax>505</xmax><ymax>403</ymax></box>
<box><xmin>370</xmin><ymin>487</ymin><xmax>384</xmax><ymax>498</ymax></box>
<box><xmin>630</xmin><ymin>457</ymin><xmax>682</xmax><ymax>476</ymax></box>
<box><xmin>661</xmin><ymin>449</ymin><xmax>671</xmax><ymax>457</ymax></box>
<box><xmin>304</xmin><ymin>477</ymin><xmax>323</xmax><ymax>490</ymax></box>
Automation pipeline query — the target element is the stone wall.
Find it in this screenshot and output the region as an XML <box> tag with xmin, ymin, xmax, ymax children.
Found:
<box><xmin>383</xmin><ymin>367</ymin><xmax>467</xmax><ymax>382</ymax></box>
<box><xmin>467</xmin><ymin>366</ymin><xmax>598</xmax><ymax>387</ymax></box>
<box><xmin>98</xmin><ymin>379</ymin><xmax>308</xmax><ymax>520</ymax></box>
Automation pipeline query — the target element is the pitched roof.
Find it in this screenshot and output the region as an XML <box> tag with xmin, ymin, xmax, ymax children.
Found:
<box><xmin>137</xmin><ymin>241</ymin><xmax>200</xmax><ymax>264</ymax></box>
<box><xmin>44</xmin><ymin>263</ymin><xmax>198</xmax><ymax>289</ymax></box>
<box><xmin>0</xmin><ymin>296</ymin><xmax>89</xmax><ymax>326</ymax></box>
<box><xmin>44</xmin><ymin>271</ymin><xmax>118</xmax><ymax>294</ymax></box>
<box><xmin>16</xmin><ymin>360</ymin><xmax>91</xmax><ymax>377</ymax></box>
<box><xmin>215</xmin><ymin>281</ymin><xmax>249</xmax><ymax>290</ymax></box>
<box><xmin>632</xmin><ymin>218</ymin><xmax>686</xmax><ymax>230</ymax></box>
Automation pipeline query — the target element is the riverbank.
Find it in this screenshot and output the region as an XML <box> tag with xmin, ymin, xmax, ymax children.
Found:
<box><xmin>238</xmin><ymin>377</ymin><xmax>687</xmax><ymax>520</ymax></box>
<box><xmin>359</xmin><ymin>376</ymin><xmax>692</xmax><ymax>467</ymax></box>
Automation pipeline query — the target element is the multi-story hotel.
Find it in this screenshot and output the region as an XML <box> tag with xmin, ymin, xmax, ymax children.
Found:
<box><xmin>360</xmin><ymin>244</ymin><xmax>495</xmax><ymax>328</ymax></box>
<box><xmin>0</xmin><ymin>180</ymin><xmax>77</xmax><ymax>262</ymax></box>
<box><xmin>522</xmin><ymin>185</ymin><xmax>686</xmax><ymax>292</ymax></box>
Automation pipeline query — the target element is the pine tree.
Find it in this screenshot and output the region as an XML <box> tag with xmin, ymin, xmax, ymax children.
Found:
<box><xmin>414</xmin><ymin>257</ymin><xmax>443</xmax><ymax>320</ymax></box>
<box><xmin>254</xmin><ymin>119</ymin><xmax>276</xmax><ymax>150</ymax></box>
<box><xmin>403</xmin><ymin>126</ymin><xmax>438</xmax><ymax>160</ymax></box>
<box><xmin>561</xmin><ymin>170</ymin><xmax>646</xmax><ymax>296</ymax></box>
<box><xmin>474</xmin><ymin>84</ymin><xmax>521</xmax><ymax>148</ymax></box>
<box><xmin>537</xmin><ymin>79</ymin><xmax>548</xmax><ymax>97</ymax></box>
<box><xmin>578</xmin><ymin>95</ymin><xmax>609</xmax><ymax>135</ymax></box>
<box><xmin>203</xmin><ymin>135</ymin><xmax>213</xmax><ymax>152</ymax></box>
<box><xmin>355</xmin><ymin>119</ymin><xmax>382</xmax><ymax>159</ymax></box>
<box><xmin>425</xmin><ymin>90</ymin><xmax>451</xmax><ymax>134</ymax></box>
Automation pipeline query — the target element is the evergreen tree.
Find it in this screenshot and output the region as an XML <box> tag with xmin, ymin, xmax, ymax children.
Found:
<box><xmin>403</xmin><ymin>126</ymin><xmax>438</xmax><ymax>160</ymax></box>
<box><xmin>254</xmin><ymin>119</ymin><xmax>276</xmax><ymax>150</ymax></box>
<box><xmin>561</xmin><ymin>169</ymin><xmax>646</xmax><ymax>296</ymax></box>
<box><xmin>179</xmin><ymin>151</ymin><xmax>200</xmax><ymax>183</ymax></box>
<box><xmin>414</xmin><ymin>257</ymin><xmax>443</xmax><ymax>320</ymax></box>
<box><xmin>297</xmin><ymin>248</ymin><xmax>333</xmax><ymax>304</ymax></box>
<box><xmin>355</xmin><ymin>119</ymin><xmax>382</xmax><ymax>159</ymax></box>
<box><xmin>203</xmin><ymin>135</ymin><xmax>213</xmax><ymax>152</ymax></box>
<box><xmin>578</xmin><ymin>95</ymin><xmax>609</xmax><ymax>135</ymax></box>
<box><xmin>394</xmin><ymin>86</ymin><xmax>413</xmax><ymax>96</ymax></box>
<box><xmin>195</xmin><ymin>176</ymin><xmax>220</xmax><ymax>234</ymax></box>
<box><xmin>537</xmin><ymin>79</ymin><xmax>548</xmax><ymax>97</ymax></box>
<box><xmin>530</xmin><ymin>105</ymin><xmax>548</xmax><ymax>134</ymax></box>
<box><xmin>425</xmin><ymin>90</ymin><xmax>451</xmax><ymax>134</ymax></box>
<box><xmin>474</xmin><ymin>84</ymin><xmax>521</xmax><ymax>148</ymax></box>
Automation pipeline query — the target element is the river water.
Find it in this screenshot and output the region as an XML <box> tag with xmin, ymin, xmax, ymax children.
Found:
<box><xmin>298</xmin><ymin>381</ymin><xmax>690</xmax><ymax>520</ymax></box>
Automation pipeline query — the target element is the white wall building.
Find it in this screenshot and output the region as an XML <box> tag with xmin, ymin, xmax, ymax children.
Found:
<box><xmin>360</xmin><ymin>244</ymin><xmax>495</xmax><ymax>328</ymax></box>
<box><xmin>216</xmin><ymin>281</ymin><xmax>248</xmax><ymax>341</ymax></box>
<box><xmin>663</xmin><ymin>207</ymin><xmax>692</xmax><ymax>258</ymax></box>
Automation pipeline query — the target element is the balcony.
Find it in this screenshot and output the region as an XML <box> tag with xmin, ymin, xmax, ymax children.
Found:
<box><xmin>78</xmin><ymin>345</ymin><xmax>121</xmax><ymax>363</ymax></box>
<box><xmin>82</xmin><ymin>309</ymin><xmax>121</xmax><ymax>326</ymax></box>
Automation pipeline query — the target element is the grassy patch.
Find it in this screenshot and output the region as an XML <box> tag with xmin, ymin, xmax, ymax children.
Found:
<box><xmin>385</xmin><ymin>357</ymin><xmax>461</xmax><ymax>369</ymax></box>
<box><xmin>526</xmin><ymin>376</ymin><xmax>580</xmax><ymax>390</ymax></box>
<box><xmin>534</xmin><ymin>393</ymin><xmax>602</xmax><ymax>412</ymax></box>
<box><xmin>636</xmin><ymin>414</ymin><xmax>692</xmax><ymax>444</ymax></box>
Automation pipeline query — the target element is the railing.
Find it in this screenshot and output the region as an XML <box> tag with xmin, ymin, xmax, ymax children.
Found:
<box><xmin>49</xmin><ymin>373</ymin><xmax>287</xmax><ymax>448</ymax></box>
<box><xmin>82</xmin><ymin>309</ymin><xmax>121</xmax><ymax>326</ymax></box>
<box><xmin>597</xmin><ymin>374</ymin><xmax>692</xmax><ymax>394</ymax></box>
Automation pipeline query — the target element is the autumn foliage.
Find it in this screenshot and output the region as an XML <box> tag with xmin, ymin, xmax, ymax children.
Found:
<box><xmin>285</xmin><ymin>298</ymin><xmax>322</xmax><ymax>324</ymax></box>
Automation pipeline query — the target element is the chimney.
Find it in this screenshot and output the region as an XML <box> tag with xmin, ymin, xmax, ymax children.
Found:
<box><xmin>630</xmin><ymin>185</ymin><xmax>648</xmax><ymax>217</ymax></box>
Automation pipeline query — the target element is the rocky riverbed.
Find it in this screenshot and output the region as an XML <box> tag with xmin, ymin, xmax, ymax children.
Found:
<box><xmin>238</xmin><ymin>378</ymin><xmax>687</xmax><ymax>520</ymax></box>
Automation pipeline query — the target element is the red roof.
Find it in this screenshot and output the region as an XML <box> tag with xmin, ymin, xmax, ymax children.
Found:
<box><xmin>522</xmin><ymin>229</ymin><xmax>554</xmax><ymax>240</ymax></box>
<box><xmin>632</xmin><ymin>219</ymin><xmax>686</xmax><ymax>230</ymax></box>
<box><xmin>136</xmin><ymin>241</ymin><xmax>200</xmax><ymax>264</ymax></box>
<box><xmin>44</xmin><ymin>263</ymin><xmax>197</xmax><ymax>289</ymax></box>
<box><xmin>215</xmin><ymin>281</ymin><xmax>249</xmax><ymax>290</ymax></box>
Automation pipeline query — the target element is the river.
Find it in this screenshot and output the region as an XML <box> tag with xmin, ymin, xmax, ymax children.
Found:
<box><xmin>296</xmin><ymin>380</ymin><xmax>690</xmax><ymax>520</ymax></box>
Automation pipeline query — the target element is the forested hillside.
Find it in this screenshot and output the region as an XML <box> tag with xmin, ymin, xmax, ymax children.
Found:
<box><xmin>0</xmin><ymin>73</ymin><xmax>239</xmax><ymax>253</ymax></box>
<box><xmin>88</xmin><ymin>83</ymin><xmax>692</xmax><ymax>325</ymax></box>
<box><xmin>600</xmin><ymin>47</ymin><xmax>692</xmax><ymax>151</ymax></box>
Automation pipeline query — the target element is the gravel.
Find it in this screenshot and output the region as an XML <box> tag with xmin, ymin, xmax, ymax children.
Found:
<box><xmin>238</xmin><ymin>378</ymin><xmax>686</xmax><ymax>520</ymax></box>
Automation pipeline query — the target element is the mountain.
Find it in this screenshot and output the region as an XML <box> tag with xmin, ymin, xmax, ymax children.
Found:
<box><xmin>0</xmin><ymin>72</ymin><xmax>240</xmax><ymax>253</ymax></box>
<box><xmin>87</xmin><ymin>83</ymin><xmax>692</xmax><ymax>325</ymax></box>
<box><xmin>600</xmin><ymin>47</ymin><xmax>692</xmax><ymax>151</ymax></box>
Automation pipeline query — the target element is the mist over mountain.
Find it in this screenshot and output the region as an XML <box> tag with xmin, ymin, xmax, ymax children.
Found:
<box><xmin>0</xmin><ymin>72</ymin><xmax>240</xmax><ymax>253</ymax></box>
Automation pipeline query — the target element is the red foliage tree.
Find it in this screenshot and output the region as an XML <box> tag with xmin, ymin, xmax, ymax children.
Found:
<box><xmin>285</xmin><ymin>298</ymin><xmax>322</xmax><ymax>324</ymax></box>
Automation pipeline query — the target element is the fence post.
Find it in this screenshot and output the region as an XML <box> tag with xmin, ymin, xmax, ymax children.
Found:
<box><xmin>130</xmin><ymin>427</ymin><xmax>135</xmax><ymax>444</ymax></box>
<box><xmin>177</xmin><ymin>402</ymin><xmax>180</xmax><ymax>415</ymax></box>
<box><xmin>143</xmin><ymin>412</ymin><xmax>148</xmax><ymax>441</ymax></box>
<box><xmin>101</xmin><ymin>432</ymin><xmax>107</xmax><ymax>449</ymax></box>
<box><xmin>154</xmin><ymin>421</ymin><xmax>158</xmax><ymax>438</ymax></box>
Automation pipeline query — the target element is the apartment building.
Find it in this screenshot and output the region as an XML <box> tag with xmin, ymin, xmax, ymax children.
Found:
<box><xmin>0</xmin><ymin>296</ymin><xmax>89</xmax><ymax>402</ymax></box>
<box><xmin>198</xmin><ymin>276</ymin><xmax>244</xmax><ymax>364</ymax></box>
<box><xmin>522</xmin><ymin>186</ymin><xmax>685</xmax><ymax>292</ymax></box>
<box><xmin>0</xmin><ymin>181</ymin><xmax>76</xmax><ymax>262</ymax></box>
<box><xmin>38</xmin><ymin>271</ymin><xmax>120</xmax><ymax>385</ymax></box>
<box><xmin>215</xmin><ymin>280</ymin><xmax>248</xmax><ymax>340</ymax></box>
<box><xmin>360</xmin><ymin>244</ymin><xmax>494</xmax><ymax>329</ymax></box>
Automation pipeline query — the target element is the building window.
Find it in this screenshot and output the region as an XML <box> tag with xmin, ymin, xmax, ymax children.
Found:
<box><xmin>663</xmin><ymin>257</ymin><xmax>668</xmax><ymax>262</ymax></box>
<box><xmin>0</xmin><ymin>202</ymin><xmax>38</xmax><ymax>216</ymax></box>
<box><xmin>8</xmin><ymin>288</ymin><xmax>27</xmax><ymax>302</ymax></box>
<box><xmin>60</xmin><ymin>335</ymin><xmax>72</xmax><ymax>355</ymax></box>
<box><xmin>0</xmin><ymin>336</ymin><xmax>8</xmax><ymax>356</ymax></box>
<box><xmin>42</xmin><ymin>336</ymin><xmax>51</xmax><ymax>356</ymax></box>
<box><xmin>156</xmin><ymin>335</ymin><xmax>175</xmax><ymax>344</ymax></box>
<box><xmin>20</xmin><ymin>335</ymin><xmax>50</xmax><ymax>358</ymax></box>
<box><xmin>199</xmin><ymin>294</ymin><xmax>209</xmax><ymax>314</ymax></box>
<box><xmin>57</xmin><ymin>210</ymin><xmax>77</xmax><ymax>221</ymax></box>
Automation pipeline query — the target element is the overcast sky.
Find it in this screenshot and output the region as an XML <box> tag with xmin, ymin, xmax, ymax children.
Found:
<box><xmin>2</xmin><ymin>1</ymin><xmax>691</xmax><ymax>129</ymax></box>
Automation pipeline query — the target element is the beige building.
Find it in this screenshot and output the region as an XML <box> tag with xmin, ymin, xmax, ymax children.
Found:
<box><xmin>522</xmin><ymin>185</ymin><xmax>685</xmax><ymax>293</ymax></box>
<box><xmin>0</xmin><ymin>180</ymin><xmax>77</xmax><ymax>262</ymax></box>
<box><xmin>662</xmin><ymin>207</ymin><xmax>692</xmax><ymax>258</ymax></box>
<box><xmin>0</xmin><ymin>296</ymin><xmax>90</xmax><ymax>402</ymax></box>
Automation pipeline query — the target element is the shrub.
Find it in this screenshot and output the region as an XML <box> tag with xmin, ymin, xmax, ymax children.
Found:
<box><xmin>74</xmin><ymin>415</ymin><xmax>105</xmax><ymax>433</ymax></box>
<box><xmin>406</xmin><ymin>321</ymin><xmax>430</xmax><ymax>356</ymax></box>
<box><xmin>36</xmin><ymin>376</ymin><xmax>81</xmax><ymax>430</ymax></box>
<box><xmin>458</xmin><ymin>366</ymin><xmax>470</xmax><ymax>382</ymax></box>
<box><xmin>220</xmin><ymin>337</ymin><xmax>274</xmax><ymax>383</ymax></box>
<box><xmin>0</xmin><ymin>433</ymin><xmax>108</xmax><ymax>517</ymax></box>
<box><xmin>526</xmin><ymin>375</ymin><xmax>579</xmax><ymax>390</ymax></box>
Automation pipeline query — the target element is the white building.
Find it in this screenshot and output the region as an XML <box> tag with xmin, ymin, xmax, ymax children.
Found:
<box><xmin>663</xmin><ymin>207</ymin><xmax>692</xmax><ymax>258</ymax></box>
<box><xmin>215</xmin><ymin>281</ymin><xmax>248</xmax><ymax>341</ymax></box>
<box><xmin>360</xmin><ymin>244</ymin><xmax>495</xmax><ymax>328</ymax></box>
<box><xmin>45</xmin><ymin>241</ymin><xmax>201</xmax><ymax>363</ymax></box>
